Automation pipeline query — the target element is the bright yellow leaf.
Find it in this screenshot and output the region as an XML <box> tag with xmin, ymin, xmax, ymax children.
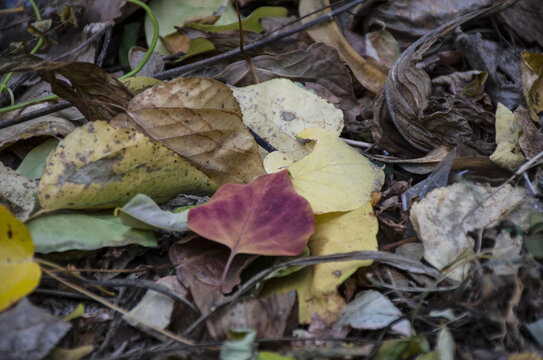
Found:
<box><xmin>38</xmin><ymin>121</ymin><xmax>216</xmax><ymax>211</ymax></box>
<box><xmin>263</xmin><ymin>202</ymin><xmax>378</xmax><ymax>324</ymax></box>
<box><xmin>0</xmin><ymin>205</ymin><xmax>41</xmax><ymax>312</ymax></box>
<box><xmin>288</xmin><ymin>128</ymin><xmax>384</xmax><ymax>214</ymax></box>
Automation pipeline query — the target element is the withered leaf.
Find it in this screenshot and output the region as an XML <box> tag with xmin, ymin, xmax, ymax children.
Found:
<box><xmin>0</xmin><ymin>54</ymin><xmax>133</xmax><ymax>121</ymax></box>
<box><xmin>373</xmin><ymin>1</ymin><xmax>515</xmax><ymax>156</ymax></box>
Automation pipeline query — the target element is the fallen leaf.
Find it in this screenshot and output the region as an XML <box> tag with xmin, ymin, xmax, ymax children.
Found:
<box><xmin>288</xmin><ymin>128</ymin><xmax>384</xmax><ymax>214</ymax></box>
<box><xmin>17</xmin><ymin>138</ymin><xmax>59</xmax><ymax>180</ymax></box>
<box><xmin>335</xmin><ymin>290</ymin><xmax>411</xmax><ymax>336</ymax></box>
<box><xmin>364</xmin><ymin>21</ymin><xmax>401</xmax><ymax>69</ymax></box>
<box><xmin>129</xmin><ymin>77</ymin><xmax>242</xmax><ymax>115</ymax></box>
<box><xmin>0</xmin><ymin>206</ymin><xmax>41</xmax><ymax>312</ymax></box>
<box><xmin>0</xmin><ymin>162</ymin><xmax>37</xmax><ymax>222</ymax></box>
<box><xmin>0</xmin><ymin>54</ymin><xmax>134</xmax><ymax>121</ymax></box>
<box><xmin>299</xmin><ymin>0</ymin><xmax>386</xmax><ymax>93</ymax></box>
<box><xmin>214</xmin><ymin>43</ymin><xmax>359</xmax><ymax>128</ymax></box>
<box><xmin>516</xmin><ymin>107</ymin><xmax>543</xmax><ymax>159</ymax></box>
<box><xmin>117</xmin><ymin>193</ymin><xmax>189</xmax><ymax>232</ymax></box>
<box><xmin>127</xmin><ymin>107</ymin><xmax>264</xmax><ymax>185</ymax></box>
<box><xmin>520</xmin><ymin>50</ymin><xmax>543</xmax><ymax>121</ymax></box>
<box><xmin>263</xmin><ymin>202</ymin><xmax>378</xmax><ymax>324</ymax></box>
<box><xmin>220</xmin><ymin>328</ymin><xmax>256</xmax><ymax>360</ymax></box>
<box><xmin>263</xmin><ymin>151</ymin><xmax>294</xmax><ymax>174</ymax></box>
<box><xmin>489</xmin><ymin>103</ymin><xmax>525</xmax><ymax>170</ymax></box>
<box><xmin>0</xmin><ymin>299</ymin><xmax>71</xmax><ymax>360</ymax></box>
<box><xmin>188</xmin><ymin>170</ymin><xmax>314</xmax><ymax>288</ymax></box>
<box><xmin>38</xmin><ymin>121</ymin><xmax>215</xmax><ymax>211</ymax></box>
<box><xmin>27</xmin><ymin>211</ymin><xmax>156</xmax><ymax>254</ymax></box>
<box><xmin>232</xmin><ymin>78</ymin><xmax>344</xmax><ymax>161</ymax></box>
<box><xmin>0</xmin><ymin>116</ymin><xmax>74</xmax><ymax>151</ymax></box>
<box><xmin>120</xmin><ymin>76</ymin><xmax>162</xmax><ymax>94</ymax></box>
<box><xmin>410</xmin><ymin>183</ymin><xmax>525</xmax><ymax>281</ymax></box>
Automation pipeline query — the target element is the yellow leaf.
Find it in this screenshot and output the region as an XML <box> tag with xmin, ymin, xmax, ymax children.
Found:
<box><xmin>490</xmin><ymin>103</ymin><xmax>525</xmax><ymax>170</ymax></box>
<box><xmin>120</xmin><ymin>76</ymin><xmax>162</xmax><ymax>94</ymax></box>
<box><xmin>263</xmin><ymin>151</ymin><xmax>294</xmax><ymax>173</ymax></box>
<box><xmin>521</xmin><ymin>50</ymin><xmax>543</xmax><ymax>121</ymax></box>
<box><xmin>0</xmin><ymin>205</ymin><xmax>41</xmax><ymax>312</ymax></box>
<box><xmin>311</xmin><ymin>203</ymin><xmax>378</xmax><ymax>293</ymax></box>
<box><xmin>262</xmin><ymin>203</ymin><xmax>378</xmax><ymax>324</ymax></box>
<box><xmin>232</xmin><ymin>79</ymin><xmax>344</xmax><ymax>161</ymax></box>
<box><xmin>288</xmin><ymin>128</ymin><xmax>384</xmax><ymax>214</ymax></box>
<box><xmin>38</xmin><ymin>121</ymin><xmax>216</xmax><ymax>211</ymax></box>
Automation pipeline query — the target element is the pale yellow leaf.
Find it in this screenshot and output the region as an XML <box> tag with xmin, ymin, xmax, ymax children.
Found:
<box><xmin>263</xmin><ymin>151</ymin><xmax>294</xmax><ymax>173</ymax></box>
<box><xmin>38</xmin><ymin>121</ymin><xmax>216</xmax><ymax>211</ymax></box>
<box><xmin>232</xmin><ymin>78</ymin><xmax>344</xmax><ymax>161</ymax></box>
<box><xmin>490</xmin><ymin>103</ymin><xmax>525</xmax><ymax>170</ymax></box>
<box><xmin>289</xmin><ymin>128</ymin><xmax>384</xmax><ymax>214</ymax></box>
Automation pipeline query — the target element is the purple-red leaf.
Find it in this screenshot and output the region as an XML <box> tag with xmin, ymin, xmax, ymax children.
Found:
<box><xmin>188</xmin><ymin>170</ymin><xmax>315</xmax><ymax>291</ymax></box>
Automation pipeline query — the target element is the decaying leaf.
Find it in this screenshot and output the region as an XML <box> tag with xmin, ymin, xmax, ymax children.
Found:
<box><xmin>38</xmin><ymin>120</ymin><xmax>215</xmax><ymax>211</ymax></box>
<box><xmin>125</xmin><ymin>77</ymin><xmax>265</xmax><ymax>185</ymax></box>
<box><xmin>0</xmin><ymin>54</ymin><xmax>134</xmax><ymax>121</ymax></box>
<box><xmin>0</xmin><ymin>206</ymin><xmax>41</xmax><ymax>312</ymax></box>
<box><xmin>410</xmin><ymin>183</ymin><xmax>524</xmax><ymax>281</ymax></box>
<box><xmin>0</xmin><ymin>163</ymin><xmax>37</xmax><ymax>222</ymax></box>
<box><xmin>288</xmin><ymin>128</ymin><xmax>384</xmax><ymax>214</ymax></box>
<box><xmin>299</xmin><ymin>0</ymin><xmax>386</xmax><ymax>93</ymax></box>
<box><xmin>372</xmin><ymin>2</ymin><xmax>515</xmax><ymax>156</ymax></box>
<box><xmin>188</xmin><ymin>170</ymin><xmax>315</xmax><ymax>290</ymax></box>
<box><xmin>489</xmin><ymin>103</ymin><xmax>525</xmax><ymax>170</ymax></box>
<box><xmin>520</xmin><ymin>50</ymin><xmax>543</xmax><ymax>121</ymax></box>
<box><xmin>0</xmin><ymin>116</ymin><xmax>75</xmax><ymax>151</ymax></box>
<box><xmin>516</xmin><ymin>107</ymin><xmax>543</xmax><ymax>159</ymax></box>
<box><xmin>232</xmin><ymin>79</ymin><xmax>344</xmax><ymax>160</ymax></box>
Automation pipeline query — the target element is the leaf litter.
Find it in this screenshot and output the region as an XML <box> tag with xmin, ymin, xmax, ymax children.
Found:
<box><xmin>0</xmin><ymin>0</ymin><xmax>543</xmax><ymax>359</ymax></box>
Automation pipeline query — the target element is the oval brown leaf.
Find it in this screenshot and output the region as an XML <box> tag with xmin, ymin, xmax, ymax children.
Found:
<box><xmin>187</xmin><ymin>170</ymin><xmax>315</xmax><ymax>291</ymax></box>
<box><xmin>127</xmin><ymin>107</ymin><xmax>264</xmax><ymax>185</ymax></box>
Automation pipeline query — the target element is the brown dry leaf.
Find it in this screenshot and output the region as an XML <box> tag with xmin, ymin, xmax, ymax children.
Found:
<box><xmin>496</xmin><ymin>0</ymin><xmax>543</xmax><ymax>49</ymax></box>
<box><xmin>298</xmin><ymin>0</ymin><xmax>386</xmax><ymax>93</ymax></box>
<box><xmin>0</xmin><ymin>116</ymin><xmax>75</xmax><ymax>151</ymax></box>
<box><xmin>128</xmin><ymin>77</ymin><xmax>241</xmax><ymax>115</ymax></box>
<box><xmin>169</xmin><ymin>238</ymin><xmax>294</xmax><ymax>340</ymax></box>
<box><xmin>372</xmin><ymin>2</ymin><xmax>514</xmax><ymax>156</ymax></box>
<box><xmin>520</xmin><ymin>50</ymin><xmax>543</xmax><ymax>122</ymax></box>
<box><xmin>517</xmin><ymin>107</ymin><xmax>543</xmax><ymax>159</ymax></box>
<box><xmin>0</xmin><ymin>54</ymin><xmax>134</xmax><ymax>121</ymax></box>
<box><xmin>127</xmin><ymin>107</ymin><xmax>264</xmax><ymax>185</ymax></box>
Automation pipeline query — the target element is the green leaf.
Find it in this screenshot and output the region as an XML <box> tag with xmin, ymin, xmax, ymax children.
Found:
<box><xmin>27</xmin><ymin>211</ymin><xmax>156</xmax><ymax>253</ymax></box>
<box><xmin>117</xmin><ymin>193</ymin><xmax>189</xmax><ymax>232</ymax></box>
<box><xmin>17</xmin><ymin>138</ymin><xmax>59</xmax><ymax>180</ymax></box>
<box><xmin>257</xmin><ymin>351</ymin><xmax>295</xmax><ymax>360</ymax></box>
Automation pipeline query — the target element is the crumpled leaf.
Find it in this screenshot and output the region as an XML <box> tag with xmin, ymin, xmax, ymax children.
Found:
<box><xmin>125</xmin><ymin>77</ymin><xmax>264</xmax><ymax>185</ymax></box>
<box><xmin>0</xmin><ymin>206</ymin><xmax>41</xmax><ymax>312</ymax></box>
<box><xmin>232</xmin><ymin>79</ymin><xmax>343</xmax><ymax>160</ymax></box>
<box><xmin>188</xmin><ymin>170</ymin><xmax>314</xmax><ymax>289</ymax></box>
<box><xmin>0</xmin><ymin>299</ymin><xmax>71</xmax><ymax>360</ymax></box>
<box><xmin>372</xmin><ymin>2</ymin><xmax>514</xmax><ymax>156</ymax></box>
<box><xmin>38</xmin><ymin>120</ymin><xmax>215</xmax><ymax>211</ymax></box>
<box><xmin>0</xmin><ymin>54</ymin><xmax>134</xmax><ymax>121</ymax></box>
<box><xmin>299</xmin><ymin>0</ymin><xmax>386</xmax><ymax>93</ymax></box>
<box><xmin>117</xmin><ymin>194</ymin><xmax>189</xmax><ymax>232</ymax></box>
<box><xmin>410</xmin><ymin>183</ymin><xmax>524</xmax><ymax>281</ymax></box>
<box><xmin>0</xmin><ymin>115</ymin><xmax>74</xmax><ymax>151</ymax></box>
<box><xmin>335</xmin><ymin>290</ymin><xmax>411</xmax><ymax>336</ymax></box>
<box><xmin>263</xmin><ymin>202</ymin><xmax>378</xmax><ymax>324</ymax></box>
<box><xmin>489</xmin><ymin>103</ymin><xmax>525</xmax><ymax>170</ymax></box>
<box><xmin>0</xmin><ymin>162</ymin><xmax>37</xmax><ymax>222</ymax></box>
<box><xmin>27</xmin><ymin>211</ymin><xmax>156</xmax><ymax>254</ymax></box>
<box><xmin>288</xmin><ymin>128</ymin><xmax>384</xmax><ymax>214</ymax></box>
